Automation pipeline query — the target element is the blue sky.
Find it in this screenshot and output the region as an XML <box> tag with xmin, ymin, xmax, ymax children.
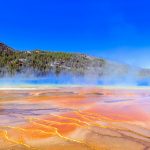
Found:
<box><xmin>0</xmin><ymin>0</ymin><xmax>150</xmax><ymax>68</ymax></box>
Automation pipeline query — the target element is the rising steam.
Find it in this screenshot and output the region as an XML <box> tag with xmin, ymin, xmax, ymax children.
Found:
<box><xmin>0</xmin><ymin>61</ymin><xmax>150</xmax><ymax>87</ymax></box>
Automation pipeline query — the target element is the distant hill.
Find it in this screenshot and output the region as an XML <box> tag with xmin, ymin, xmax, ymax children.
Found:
<box><xmin>0</xmin><ymin>43</ymin><xmax>150</xmax><ymax>82</ymax></box>
<box><xmin>0</xmin><ymin>43</ymin><xmax>13</xmax><ymax>54</ymax></box>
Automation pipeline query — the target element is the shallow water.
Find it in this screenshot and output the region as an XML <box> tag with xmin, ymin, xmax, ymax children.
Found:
<box><xmin>0</xmin><ymin>87</ymin><xmax>150</xmax><ymax>150</ymax></box>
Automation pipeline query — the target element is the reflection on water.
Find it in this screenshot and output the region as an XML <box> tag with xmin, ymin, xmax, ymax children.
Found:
<box><xmin>0</xmin><ymin>87</ymin><xmax>150</xmax><ymax>150</ymax></box>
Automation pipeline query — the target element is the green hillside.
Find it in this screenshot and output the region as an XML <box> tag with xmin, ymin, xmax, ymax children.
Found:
<box><xmin>0</xmin><ymin>43</ymin><xmax>105</xmax><ymax>77</ymax></box>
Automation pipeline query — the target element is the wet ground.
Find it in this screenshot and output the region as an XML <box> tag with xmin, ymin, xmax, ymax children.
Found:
<box><xmin>0</xmin><ymin>86</ymin><xmax>149</xmax><ymax>150</ymax></box>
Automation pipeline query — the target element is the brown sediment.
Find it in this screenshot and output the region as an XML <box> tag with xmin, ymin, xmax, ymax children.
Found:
<box><xmin>0</xmin><ymin>87</ymin><xmax>149</xmax><ymax>149</ymax></box>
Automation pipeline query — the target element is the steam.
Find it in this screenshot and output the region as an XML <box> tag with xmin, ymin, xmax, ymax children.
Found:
<box><xmin>1</xmin><ymin>61</ymin><xmax>150</xmax><ymax>87</ymax></box>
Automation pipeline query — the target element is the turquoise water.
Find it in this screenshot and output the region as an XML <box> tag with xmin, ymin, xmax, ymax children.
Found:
<box><xmin>0</xmin><ymin>75</ymin><xmax>150</xmax><ymax>87</ymax></box>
